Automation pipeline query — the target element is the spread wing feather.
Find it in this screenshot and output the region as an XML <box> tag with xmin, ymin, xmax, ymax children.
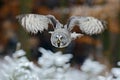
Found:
<box><xmin>16</xmin><ymin>14</ymin><xmax>54</xmax><ymax>33</ymax></box>
<box><xmin>68</xmin><ymin>16</ymin><xmax>106</xmax><ymax>35</ymax></box>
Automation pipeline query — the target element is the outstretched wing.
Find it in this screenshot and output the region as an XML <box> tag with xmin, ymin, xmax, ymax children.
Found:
<box><xmin>67</xmin><ymin>16</ymin><xmax>106</xmax><ymax>35</ymax></box>
<box><xmin>16</xmin><ymin>14</ymin><xmax>59</xmax><ymax>33</ymax></box>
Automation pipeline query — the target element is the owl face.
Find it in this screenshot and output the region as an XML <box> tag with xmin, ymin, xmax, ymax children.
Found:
<box><xmin>50</xmin><ymin>29</ymin><xmax>71</xmax><ymax>48</ymax></box>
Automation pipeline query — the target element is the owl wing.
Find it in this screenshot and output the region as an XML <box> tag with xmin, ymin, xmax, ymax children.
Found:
<box><xmin>16</xmin><ymin>14</ymin><xmax>59</xmax><ymax>33</ymax></box>
<box><xmin>67</xmin><ymin>16</ymin><xmax>106</xmax><ymax>35</ymax></box>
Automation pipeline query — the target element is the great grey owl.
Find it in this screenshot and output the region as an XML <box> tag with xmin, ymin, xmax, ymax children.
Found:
<box><xmin>16</xmin><ymin>14</ymin><xmax>106</xmax><ymax>48</ymax></box>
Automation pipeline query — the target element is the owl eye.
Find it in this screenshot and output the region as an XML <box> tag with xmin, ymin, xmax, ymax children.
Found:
<box><xmin>55</xmin><ymin>36</ymin><xmax>58</xmax><ymax>39</ymax></box>
<box><xmin>60</xmin><ymin>36</ymin><xmax>64</xmax><ymax>40</ymax></box>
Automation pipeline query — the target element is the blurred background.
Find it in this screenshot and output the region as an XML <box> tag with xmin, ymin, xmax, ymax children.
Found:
<box><xmin>0</xmin><ymin>0</ymin><xmax>120</xmax><ymax>68</ymax></box>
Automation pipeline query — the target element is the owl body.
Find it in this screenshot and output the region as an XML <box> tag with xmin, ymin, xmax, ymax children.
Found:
<box><xmin>16</xmin><ymin>14</ymin><xmax>106</xmax><ymax>48</ymax></box>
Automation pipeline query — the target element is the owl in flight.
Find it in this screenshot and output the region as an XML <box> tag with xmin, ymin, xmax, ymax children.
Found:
<box><xmin>16</xmin><ymin>14</ymin><xmax>106</xmax><ymax>48</ymax></box>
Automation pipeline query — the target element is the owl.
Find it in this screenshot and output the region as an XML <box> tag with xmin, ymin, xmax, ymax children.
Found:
<box><xmin>16</xmin><ymin>14</ymin><xmax>106</xmax><ymax>48</ymax></box>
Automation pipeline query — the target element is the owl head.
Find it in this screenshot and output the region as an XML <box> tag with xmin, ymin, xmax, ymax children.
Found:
<box><xmin>50</xmin><ymin>27</ymin><xmax>71</xmax><ymax>48</ymax></box>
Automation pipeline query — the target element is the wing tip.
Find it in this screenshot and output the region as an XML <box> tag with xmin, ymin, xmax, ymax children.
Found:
<box><xmin>16</xmin><ymin>14</ymin><xmax>25</xmax><ymax>21</ymax></box>
<box><xmin>16</xmin><ymin>15</ymin><xmax>21</xmax><ymax>20</ymax></box>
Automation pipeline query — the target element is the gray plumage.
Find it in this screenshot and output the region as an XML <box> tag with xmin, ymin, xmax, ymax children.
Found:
<box><xmin>16</xmin><ymin>14</ymin><xmax>106</xmax><ymax>48</ymax></box>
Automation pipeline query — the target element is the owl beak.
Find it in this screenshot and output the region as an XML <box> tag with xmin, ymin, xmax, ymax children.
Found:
<box><xmin>57</xmin><ymin>39</ymin><xmax>61</xmax><ymax>47</ymax></box>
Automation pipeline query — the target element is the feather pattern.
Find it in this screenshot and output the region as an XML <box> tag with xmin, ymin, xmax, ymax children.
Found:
<box><xmin>16</xmin><ymin>14</ymin><xmax>51</xmax><ymax>33</ymax></box>
<box><xmin>68</xmin><ymin>16</ymin><xmax>105</xmax><ymax>35</ymax></box>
